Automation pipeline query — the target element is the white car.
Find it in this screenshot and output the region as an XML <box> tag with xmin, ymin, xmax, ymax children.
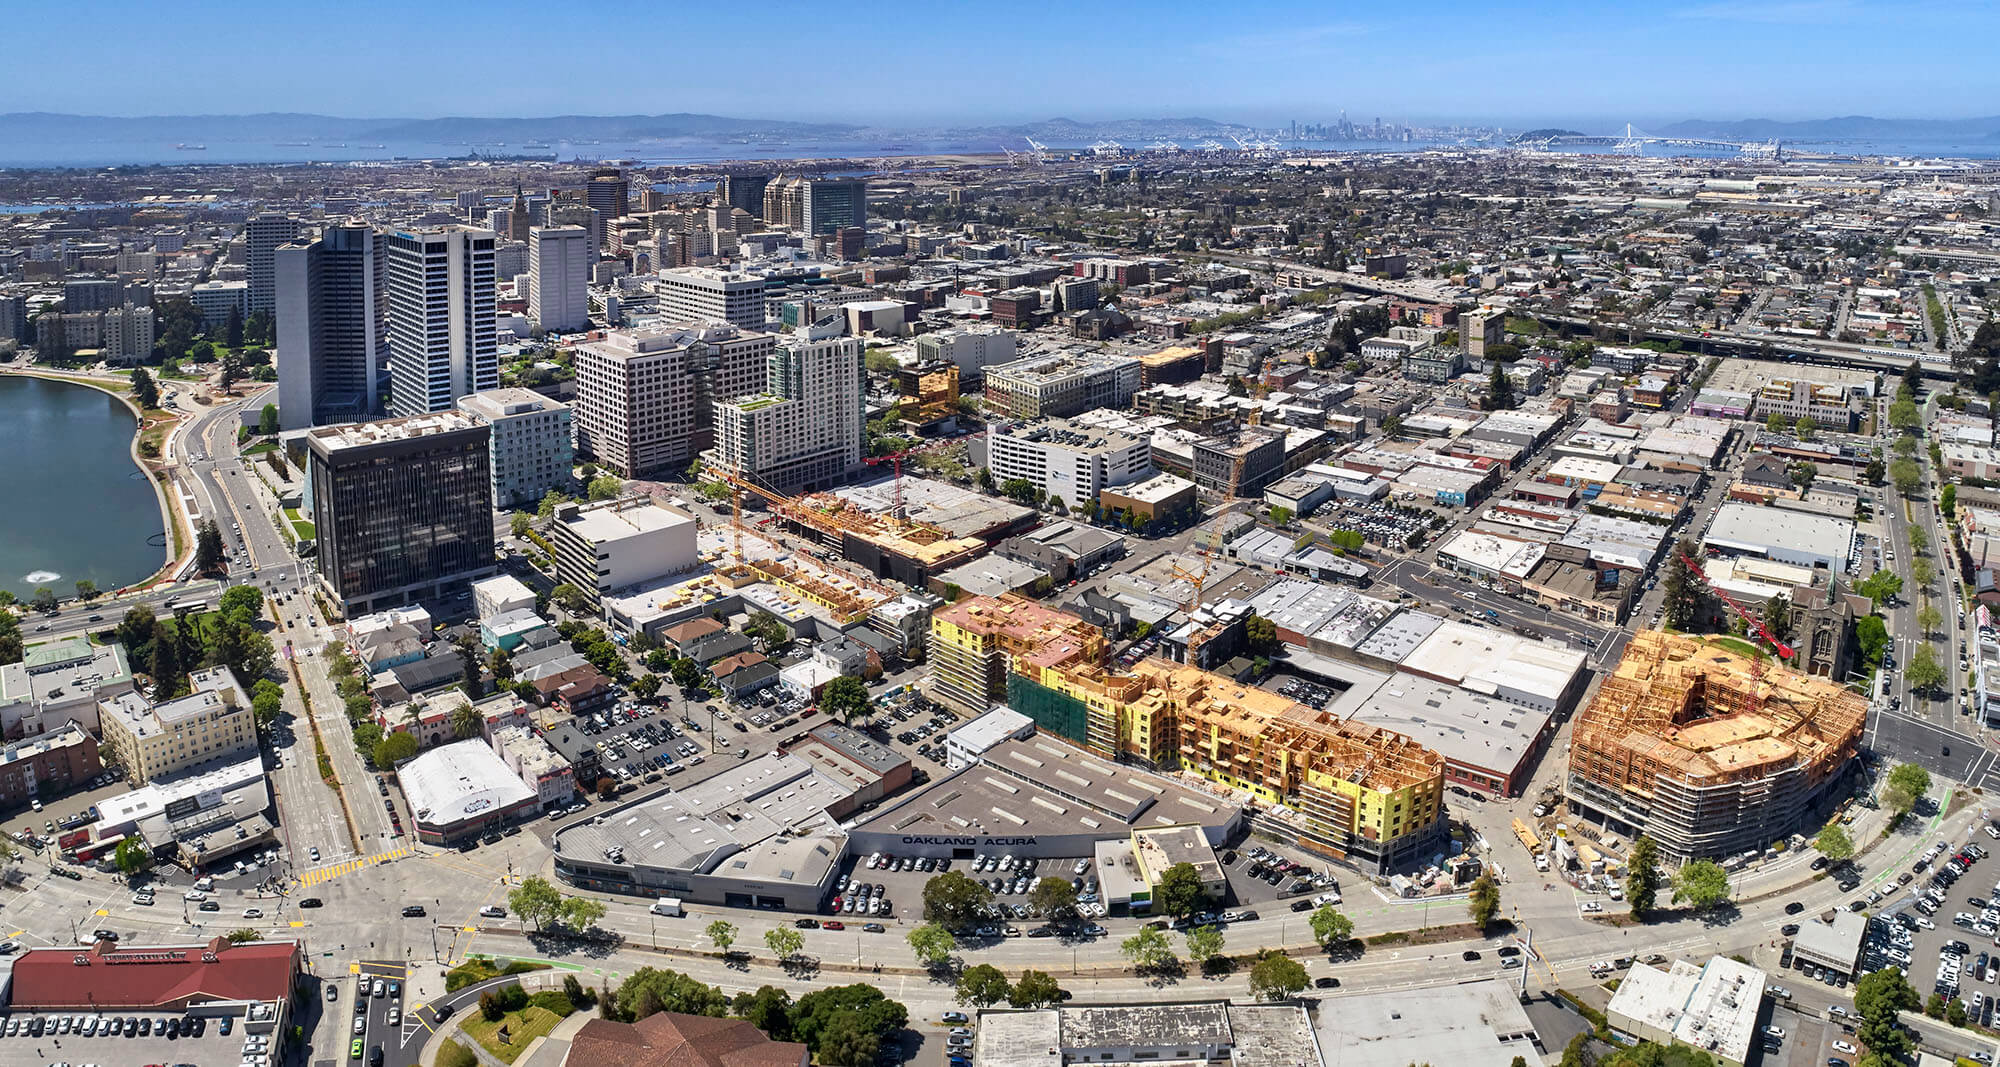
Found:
<box><xmin>1833</xmin><ymin>1041</ymin><xmax>1858</xmax><ymax>1055</ymax></box>
<box><xmin>1580</xmin><ymin>901</ymin><xmax>1603</xmax><ymax>913</ymax></box>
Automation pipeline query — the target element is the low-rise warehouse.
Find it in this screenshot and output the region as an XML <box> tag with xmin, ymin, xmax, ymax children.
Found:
<box><xmin>553</xmin><ymin>751</ymin><xmax>851</xmax><ymax>910</ymax></box>
<box><xmin>400</xmin><ymin>739</ymin><xmax>542</xmax><ymax>844</ymax></box>
<box><xmin>848</xmin><ymin>735</ymin><xmax>1243</xmax><ymax>861</ymax></box>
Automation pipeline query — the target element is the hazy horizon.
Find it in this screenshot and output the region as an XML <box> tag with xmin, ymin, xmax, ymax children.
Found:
<box><xmin>8</xmin><ymin>0</ymin><xmax>1996</xmax><ymax>127</ymax></box>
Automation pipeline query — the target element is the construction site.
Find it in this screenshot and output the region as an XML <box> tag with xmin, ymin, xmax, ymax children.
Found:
<box><xmin>928</xmin><ymin>593</ymin><xmax>1452</xmax><ymax>873</ymax></box>
<box><xmin>1564</xmin><ymin>630</ymin><xmax>1868</xmax><ymax>862</ymax></box>
<box><xmin>710</xmin><ymin>464</ymin><xmax>992</xmax><ymax>589</ymax></box>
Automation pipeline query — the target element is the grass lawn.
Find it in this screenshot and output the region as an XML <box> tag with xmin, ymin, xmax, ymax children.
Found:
<box><xmin>243</xmin><ymin>441</ymin><xmax>277</xmax><ymax>456</ymax></box>
<box><xmin>1705</xmin><ymin>635</ymin><xmax>1765</xmax><ymax>659</ymax></box>
<box><xmin>292</xmin><ymin>519</ymin><xmax>316</xmax><ymax>540</ymax></box>
<box><xmin>460</xmin><ymin>1005</ymin><xmax>563</xmax><ymax>1064</ymax></box>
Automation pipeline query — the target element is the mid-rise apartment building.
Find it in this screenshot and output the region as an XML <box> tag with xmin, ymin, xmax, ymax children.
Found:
<box><xmin>983</xmin><ymin>350</ymin><xmax>1143</xmax><ymax>419</ymax></box>
<box><xmin>571</xmin><ymin>324</ymin><xmax>775</xmax><ymax>477</ymax></box>
<box><xmin>276</xmin><ymin>222</ymin><xmax>387</xmax><ymax>430</ymax></box>
<box><xmin>98</xmin><ymin>666</ymin><xmax>254</xmax><ymax>785</ymax></box>
<box><xmin>549</xmin><ymin>497</ymin><xmax>699</xmax><ymax>606</ymax></box>
<box><xmin>915</xmin><ymin>326</ymin><xmax>1019</xmax><ymax>382</ymax></box>
<box><xmin>657</xmin><ymin>267</ymin><xmax>766</xmax><ymax>329</ymax></box>
<box><xmin>527</xmin><ymin>226</ymin><xmax>591</xmax><ymax>333</ymax></box>
<box><xmin>306</xmin><ymin>412</ymin><xmax>497</xmax><ymax>616</ymax></box>
<box><xmin>386</xmin><ymin>227</ymin><xmax>498</xmax><ymax>417</ymax></box>
<box><xmin>1749</xmin><ymin>378</ymin><xmax>1860</xmax><ymax>431</ymax></box>
<box><xmin>976</xmin><ymin>417</ymin><xmax>1153</xmax><ymax>510</ymax></box>
<box><xmin>1459</xmin><ymin>307</ymin><xmax>1504</xmax><ymax>358</ymax></box>
<box><xmin>712</xmin><ymin>336</ymin><xmax>865</xmax><ymax>492</ymax></box>
<box><xmin>457</xmin><ymin>388</ymin><xmax>574</xmax><ymax>509</ymax></box>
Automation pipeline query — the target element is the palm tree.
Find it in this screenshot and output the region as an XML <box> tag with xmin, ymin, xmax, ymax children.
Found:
<box><xmin>450</xmin><ymin>701</ymin><xmax>482</xmax><ymax>740</ymax></box>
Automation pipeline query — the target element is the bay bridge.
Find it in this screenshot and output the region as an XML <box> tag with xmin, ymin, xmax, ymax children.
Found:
<box><xmin>1516</xmin><ymin>123</ymin><xmax>1780</xmax><ymax>156</ymax></box>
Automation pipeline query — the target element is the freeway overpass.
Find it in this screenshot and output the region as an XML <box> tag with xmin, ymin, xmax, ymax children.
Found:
<box><xmin>1213</xmin><ymin>253</ymin><xmax>1960</xmax><ymax>382</ymax></box>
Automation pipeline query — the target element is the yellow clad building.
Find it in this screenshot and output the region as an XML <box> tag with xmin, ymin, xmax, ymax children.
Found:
<box><xmin>927</xmin><ymin>595</ymin><xmax>1449</xmax><ymax>873</ymax></box>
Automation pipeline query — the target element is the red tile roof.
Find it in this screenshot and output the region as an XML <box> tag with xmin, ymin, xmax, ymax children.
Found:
<box><xmin>568</xmin><ymin>1012</ymin><xmax>807</xmax><ymax>1067</ymax></box>
<box><xmin>10</xmin><ymin>937</ymin><xmax>301</xmax><ymax>1010</ymax></box>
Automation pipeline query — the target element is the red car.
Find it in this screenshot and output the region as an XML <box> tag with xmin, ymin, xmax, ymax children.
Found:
<box><xmin>823</xmin><ymin>920</ymin><xmax>845</xmax><ymax>931</ymax></box>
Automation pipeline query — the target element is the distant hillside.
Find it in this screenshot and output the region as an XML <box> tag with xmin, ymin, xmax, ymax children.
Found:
<box><xmin>945</xmin><ymin>116</ymin><xmax>1255</xmax><ymax>141</ymax></box>
<box><xmin>1512</xmin><ymin>128</ymin><xmax>1585</xmax><ymax>142</ymax></box>
<box><xmin>1659</xmin><ymin>115</ymin><xmax>2000</xmax><ymax>140</ymax></box>
<box><xmin>0</xmin><ymin>111</ymin><xmax>858</xmax><ymax>145</ymax></box>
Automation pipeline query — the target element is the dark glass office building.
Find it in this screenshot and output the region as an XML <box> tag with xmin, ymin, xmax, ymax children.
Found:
<box><xmin>306</xmin><ymin>412</ymin><xmax>497</xmax><ymax>616</ymax></box>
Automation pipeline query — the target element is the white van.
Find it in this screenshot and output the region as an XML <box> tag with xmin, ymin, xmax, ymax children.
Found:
<box><xmin>650</xmin><ymin>897</ymin><xmax>684</xmax><ymax>917</ymax></box>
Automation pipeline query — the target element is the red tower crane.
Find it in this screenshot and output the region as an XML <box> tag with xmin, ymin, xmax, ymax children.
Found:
<box><xmin>1677</xmin><ymin>549</ymin><xmax>1794</xmax><ymax>660</ymax></box>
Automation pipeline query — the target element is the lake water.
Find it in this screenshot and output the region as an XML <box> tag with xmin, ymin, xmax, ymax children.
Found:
<box><xmin>0</xmin><ymin>375</ymin><xmax>166</xmax><ymax>601</ymax></box>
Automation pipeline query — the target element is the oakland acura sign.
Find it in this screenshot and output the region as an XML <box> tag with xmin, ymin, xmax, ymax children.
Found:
<box><xmin>900</xmin><ymin>835</ymin><xmax>1039</xmax><ymax>847</ymax></box>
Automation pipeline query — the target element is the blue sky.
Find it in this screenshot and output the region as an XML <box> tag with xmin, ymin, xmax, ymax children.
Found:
<box><xmin>8</xmin><ymin>0</ymin><xmax>1997</xmax><ymax>125</ymax></box>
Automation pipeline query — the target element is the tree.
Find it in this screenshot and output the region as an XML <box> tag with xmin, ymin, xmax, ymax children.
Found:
<box><xmin>1660</xmin><ymin>539</ymin><xmax>1705</xmax><ymax>630</ymax></box>
<box><xmin>149</xmin><ymin>636</ymin><xmax>182</xmax><ymax>698</ymax></box>
<box><xmin>1245</xmin><ymin>614</ymin><xmax>1278</xmax><ymax>654</ymax></box>
<box><xmin>1949</xmin><ymin>997</ymin><xmax>1969</xmax><ymax>1027</ymax></box>
<box><xmin>1627</xmin><ymin>835</ymin><xmax>1660</xmax><ymax>920</ymax></box>
<box><xmin>1671</xmin><ymin>859</ymin><xmax>1731</xmax><ymax>911</ymax></box>
<box><xmin>1893</xmin><ymin>433</ymin><xmax>1919</xmax><ymax>460</ymax></box>
<box><xmin>705</xmin><ymin>919</ymin><xmax>736</xmax><ymax>954</ymax></box>
<box><xmin>196</xmin><ymin>520</ymin><xmax>225</xmax><ymax>574</ymax></box>
<box><xmin>1183</xmin><ymin>924</ymin><xmax>1225</xmax><ymax>969</ymax></box>
<box><xmin>219</xmin><ymin>583</ymin><xmax>264</xmax><ymax>622</ymax></box>
<box><xmin>560</xmin><ymin>895</ymin><xmax>604</xmax><ymax>935</ymax></box>
<box><xmin>1155</xmin><ymin>862</ymin><xmax>1209</xmax><ymax>918</ymax></box>
<box><xmin>1248</xmin><ymin>951</ymin><xmax>1309</xmax><ymax>1000</ymax></box>
<box><xmin>1854</xmin><ymin>570</ymin><xmax>1903</xmax><ymax>609</ymax></box>
<box><xmin>732</xmin><ymin>985</ymin><xmax>791</xmax><ymax>1040</ymax></box>
<box><xmin>251</xmin><ymin>678</ymin><xmax>284</xmax><ymax>729</ymax></box>
<box><xmin>1268</xmin><ymin>505</ymin><xmax>1294</xmax><ymax>527</ymax></box>
<box><xmin>1942</xmin><ymin>483</ymin><xmax>1958</xmax><ymax>518</ymax></box>
<box><xmin>1854</xmin><ymin>966</ymin><xmax>1920</xmax><ymax>1059</ymax></box>
<box><xmin>225</xmin><ymin>305</ymin><xmax>246</xmax><ymax>348</ymax></box>
<box><xmin>1308</xmin><ymin>904</ymin><xmax>1354</xmax><ymax>949</ymax></box>
<box><xmin>371</xmin><ymin>730</ymin><xmax>418</xmax><ymax>769</ymax></box>
<box><xmin>257</xmin><ymin>403</ymin><xmax>280</xmax><ymax>435</ymax></box>
<box><xmin>1795</xmin><ymin>416</ymin><xmax>1817</xmax><ymax>439</ymax></box>
<box><xmin>790</xmin><ymin>985</ymin><xmax>906</xmax><ymax>1067</ymax></box>
<box><xmin>130</xmin><ymin>366</ymin><xmax>159</xmax><ymax>409</ymax></box>
<box><xmin>587</xmin><ymin>474</ymin><xmax>625</xmax><ymax>502</ymax></box>
<box><xmin>821</xmin><ymin>675</ymin><xmax>871</xmax><ymax>724</ymax></box>
<box><xmin>922</xmin><ymin>871</ymin><xmax>995</xmax><ymax>930</ymax></box>
<box><xmin>906</xmin><ymin>922</ymin><xmax>956</xmax><ymax>969</ymax></box>
<box><xmin>1857</xmin><ymin>614</ymin><xmax>1889</xmax><ymax>667</ymax></box>
<box><xmin>506</xmin><ymin>876</ymin><xmax>564</xmax><ymax>930</ymax></box>
<box><xmin>449</xmin><ymin>701</ymin><xmax>482</xmax><ymax>740</ymax></box>
<box><xmin>510</xmin><ymin>512</ymin><xmax>533</xmax><ymax>540</ymax></box>
<box><xmin>1905</xmin><ymin>359</ymin><xmax>1924</xmax><ymax>396</ymax></box>
<box><xmin>1788</xmin><ymin>461</ymin><xmax>1817</xmax><ymax>492</ymax></box>
<box><xmin>1468</xmin><ymin>873</ymin><xmax>1502</xmax><ymax>930</ymax></box>
<box><xmin>1918</xmin><ymin>601</ymin><xmax>1943</xmax><ymax>637</ymax></box>
<box><xmin>613</xmin><ymin>967</ymin><xmax>729</xmax><ymax>1020</ymax></box>
<box><xmin>631</xmin><ymin>673</ymin><xmax>661</xmax><ymax>701</ymax></box>
<box><xmin>1009</xmin><ymin>969</ymin><xmax>1065</xmax><ymax>1009</ymax></box>
<box><xmin>1119</xmin><ymin>926</ymin><xmax>1176</xmax><ymax>972</ymax></box>
<box><xmin>538</xmin><ymin>490</ymin><xmax>566</xmax><ymax>520</ymax></box>
<box><xmin>763</xmin><ymin>925</ymin><xmax>804</xmax><ymax>963</ymax></box>
<box><xmin>1888</xmin><ymin>398</ymin><xmax>1921</xmax><ymax>432</ymax></box>
<box><xmin>1885</xmin><ymin>762</ymin><xmax>1933</xmax><ymax>816</ymax></box>
<box><xmin>0</xmin><ymin>608</ymin><xmax>21</xmax><ymax>668</ymax></box>
<box><xmin>1029</xmin><ymin>876</ymin><xmax>1079</xmax><ymax>922</ymax></box>
<box><xmin>955</xmin><ymin>963</ymin><xmax>1011</xmax><ymax>1007</ymax></box>
<box><xmin>114</xmin><ymin>836</ymin><xmax>151</xmax><ymax>876</ymax></box>
<box><xmin>1907</xmin><ymin>644</ymin><xmax>1947</xmax><ymax>695</ymax></box>
<box><xmin>1865</xmin><ymin>456</ymin><xmax>1885</xmax><ymax>485</ymax></box>
<box><xmin>115</xmin><ymin>604</ymin><xmax>157</xmax><ymax>651</ymax></box>
<box><xmin>1913</xmin><ymin>556</ymin><xmax>1937</xmax><ymax>588</ymax></box>
<box><xmin>550</xmin><ymin>583</ymin><xmax>590</xmax><ymax>614</ymax></box>
<box><xmin>1486</xmin><ymin>360</ymin><xmax>1515</xmax><ymax>409</ymax></box>
<box><xmin>490</xmin><ymin>646</ymin><xmax>514</xmax><ymax>684</ymax></box>
<box><xmin>1890</xmin><ymin>457</ymin><xmax>1922</xmax><ymax>496</ymax></box>
<box><xmin>1765</xmin><ymin>411</ymin><xmax>1786</xmax><ymax>433</ymax></box>
<box><xmin>1760</xmin><ymin>594</ymin><xmax>1792</xmax><ymax>644</ymax></box>
<box><xmin>1813</xmin><ymin>825</ymin><xmax>1856</xmax><ymax>863</ymax></box>
<box><xmin>1910</xmin><ymin>525</ymin><xmax>1930</xmax><ymax>555</ymax></box>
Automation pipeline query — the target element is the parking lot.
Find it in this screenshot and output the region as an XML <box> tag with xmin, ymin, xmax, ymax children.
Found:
<box><xmin>0</xmin><ymin>1008</ymin><xmax>264</xmax><ymax>1066</ymax></box>
<box><xmin>1308</xmin><ymin>500</ymin><xmax>1435</xmax><ymax>550</ymax></box>
<box><xmin>1779</xmin><ymin>826</ymin><xmax>2000</xmax><ymax>1046</ymax></box>
<box><xmin>576</xmin><ymin>701</ymin><xmax>714</xmax><ymax>785</ymax></box>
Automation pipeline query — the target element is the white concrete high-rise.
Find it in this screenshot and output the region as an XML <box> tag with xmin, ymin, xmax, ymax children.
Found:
<box><xmin>245</xmin><ymin>212</ymin><xmax>303</xmax><ymax>316</ymax></box>
<box><xmin>528</xmin><ymin>226</ymin><xmax>591</xmax><ymax>333</ymax></box>
<box><xmin>276</xmin><ymin>223</ymin><xmax>387</xmax><ymax>430</ymax></box>
<box><xmin>571</xmin><ymin>324</ymin><xmax>774</xmax><ymax>478</ymax></box>
<box><xmin>712</xmin><ymin>336</ymin><xmax>865</xmax><ymax>492</ymax></box>
<box><xmin>386</xmin><ymin>227</ymin><xmax>498</xmax><ymax>416</ymax></box>
<box><xmin>656</xmin><ymin>267</ymin><xmax>765</xmax><ymax>329</ymax></box>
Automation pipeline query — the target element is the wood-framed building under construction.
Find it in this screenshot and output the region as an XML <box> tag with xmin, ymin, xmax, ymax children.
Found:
<box><xmin>1566</xmin><ymin>631</ymin><xmax>1866</xmax><ymax>862</ymax></box>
